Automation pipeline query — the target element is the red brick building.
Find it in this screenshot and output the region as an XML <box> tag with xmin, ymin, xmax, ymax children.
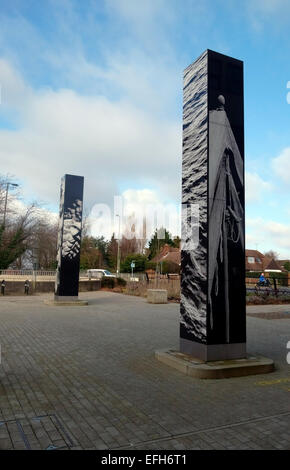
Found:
<box><xmin>245</xmin><ymin>249</ymin><xmax>282</xmax><ymax>272</ymax></box>
<box><xmin>151</xmin><ymin>245</ymin><xmax>285</xmax><ymax>274</ymax></box>
<box><xmin>152</xmin><ymin>244</ymin><xmax>181</xmax><ymax>266</ymax></box>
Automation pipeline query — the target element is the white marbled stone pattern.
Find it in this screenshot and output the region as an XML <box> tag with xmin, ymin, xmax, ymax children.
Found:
<box><xmin>55</xmin><ymin>177</ymin><xmax>65</xmax><ymax>293</ymax></box>
<box><xmin>62</xmin><ymin>200</ymin><xmax>82</xmax><ymax>260</ymax></box>
<box><xmin>180</xmin><ymin>51</ymin><xmax>208</xmax><ymax>344</ymax></box>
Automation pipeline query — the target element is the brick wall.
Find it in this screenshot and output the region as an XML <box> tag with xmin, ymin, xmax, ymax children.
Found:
<box><xmin>0</xmin><ymin>280</ymin><xmax>101</xmax><ymax>295</ymax></box>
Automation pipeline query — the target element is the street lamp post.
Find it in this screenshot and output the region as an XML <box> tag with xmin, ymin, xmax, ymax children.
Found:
<box><xmin>2</xmin><ymin>182</ymin><xmax>19</xmax><ymax>227</ymax></box>
<box><xmin>116</xmin><ymin>214</ymin><xmax>121</xmax><ymax>276</ymax></box>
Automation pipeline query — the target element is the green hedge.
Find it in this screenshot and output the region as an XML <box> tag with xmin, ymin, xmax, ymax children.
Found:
<box><xmin>268</xmin><ymin>272</ymin><xmax>288</xmax><ymax>286</ymax></box>
<box><xmin>246</xmin><ymin>271</ymin><xmax>288</xmax><ymax>286</ymax></box>
<box><xmin>246</xmin><ymin>272</ymin><xmax>260</xmax><ymax>278</ymax></box>
<box><xmin>268</xmin><ymin>272</ymin><xmax>287</xmax><ymax>279</ymax></box>
<box><xmin>101</xmin><ymin>277</ymin><xmax>115</xmax><ymax>289</ymax></box>
<box><xmin>145</xmin><ymin>261</ymin><xmax>156</xmax><ymax>271</ymax></box>
<box><xmin>160</xmin><ymin>260</ymin><xmax>180</xmax><ymax>274</ymax></box>
<box><xmin>116</xmin><ymin>277</ymin><xmax>127</xmax><ymax>287</ymax></box>
<box><xmin>121</xmin><ymin>254</ymin><xmax>147</xmax><ymax>272</ymax></box>
<box><xmin>145</xmin><ymin>260</ymin><xmax>180</xmax><ymax>274</ymax></box>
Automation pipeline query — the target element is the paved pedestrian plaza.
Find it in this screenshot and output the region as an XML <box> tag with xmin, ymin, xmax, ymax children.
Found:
<box><xmin>0</xmin><ymin>292</ymin><xmax>290</xmax><ymax>450</ymax></box>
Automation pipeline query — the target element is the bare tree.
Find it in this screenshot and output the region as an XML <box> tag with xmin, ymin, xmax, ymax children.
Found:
<box><xmin>264</xmin><ymin>250</ymin><xmax>280</xmax><ymax>260</ymax></box>
<box><xmin>0</xmin><ymin>203</ymin><xmax>39</xmax><ymax>269</ymax></box>
<box><xmin>0</xmin><ymin>174</ymin><xmax>58</xmax><ymax>269</ymax></box>
<box><xmin>120</xmin><ymin>235</ymin><xmax>138</xmax><ymax>261</ymax></box>
<box><xmin>28</xmin><ymin>219</ymin><xmax>58</xmax><ymax>269</ymax></box>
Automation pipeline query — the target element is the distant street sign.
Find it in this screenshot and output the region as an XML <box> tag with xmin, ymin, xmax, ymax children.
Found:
<box><xmin>131</xmin><ymin>262</ymin><xmax>135</xmax><ymax>268</ymax></box>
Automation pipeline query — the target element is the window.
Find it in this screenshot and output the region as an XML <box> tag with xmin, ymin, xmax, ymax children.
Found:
<box><xmin>248</xmin><ymin>257</ymin><xmax>255</xmax><ymax>263</ymax></box>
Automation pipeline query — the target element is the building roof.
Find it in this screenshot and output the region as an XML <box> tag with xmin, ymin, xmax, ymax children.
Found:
<box><xmin>245</xmin><ymin>249</ymin><xmax>264</xmax><ymax>271</ymax></box>
<box><xmin>277</xmin><ymin>260</ymin><xmax>290</xmax><ymax>270</ymax></box>
<box><xmin>152</xmin><ymin>244</ymin><xmax>181</xmax><ymax>265</ymax></box>
<box><xmin>265</xmin><ymin>258</ymin><xmax>282</xmax><ymax>271</ymax></box>
<box><xmin>245</xmin><ymin>249</ymin><xmax>282</xmax><ymax>272</ymax></box>
<box><xmin>152</xmin><ymin>246</ymin><xmax>283</xmax><ymax>272</ymax></box>
<box><xmin>245</xmin><ymin>249</ymin><xmax>264</xmax><ymax>259</ymax></box>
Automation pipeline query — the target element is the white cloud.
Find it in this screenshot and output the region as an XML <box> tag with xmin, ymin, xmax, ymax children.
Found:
<box><xmin>0</xmin><ymin>59</ymin><xmax>32</xmax><ymax>110</ymax></box>
<box><xmin>88</xmin><ymin>188</ymin><xmax>180</xmax><ymax>241</ymax></box>
<box><xmin>272</xmin><ymin>147</ymin><xmax>290</xmax><ymax>184</ymax></box>
<box><xmin>246</xmin><ymin>217</ymin><xmax>290</xmax><ymax>258</ymax></box>
<box><xmin>0</xmin><ymin>1</ymin><xmax>186</xmax><ymax>117</ymax></box>
<box><xmin>121</xmin><ymin>189</ymin><xmax>180</xmax><ymax>238</ymax></box>
<box><xmin>245</xmin><ymin>172</ymin><xmax>272</xmax><ymax>203</ymax></box>
<box><xmin>5</xmin><ymin>193</ymin><xmax>58</xmax><ymax>226</ymax></box>
<box><xmin>0</xmin><ymin>59</ymin><xmax>181</xmax><ymax>213</ymax></box>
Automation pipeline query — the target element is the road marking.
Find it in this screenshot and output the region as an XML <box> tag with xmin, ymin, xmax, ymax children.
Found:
<box><xmin>255</xmin><ymin>377</ymin><xmax>290</xmax><ymax>386</ymax></box>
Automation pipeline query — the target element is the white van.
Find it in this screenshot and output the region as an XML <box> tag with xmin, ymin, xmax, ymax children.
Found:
<box><xmin>87</xmin><ymin>269</ymin><xmax>116</xmax><ymax>279</ymax></box>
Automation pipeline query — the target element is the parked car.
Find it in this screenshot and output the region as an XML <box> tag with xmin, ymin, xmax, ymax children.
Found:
<box><xmin>87</xmin><ymin>269</ymin><xmax>116</xmax><ymax>279</ymax></box>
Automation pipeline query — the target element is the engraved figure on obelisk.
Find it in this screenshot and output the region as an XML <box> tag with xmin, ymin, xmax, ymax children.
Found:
<box><xmin>208</xmin><ymin>95</ymin><xmax>244</xmax><ymax>342</ymax></box>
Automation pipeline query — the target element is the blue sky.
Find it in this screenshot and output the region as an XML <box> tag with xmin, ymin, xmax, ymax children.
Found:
<box><xmin>0</xmin><ymin>0</ymin><xmax>289</xmax><ymax>256</ymax></box>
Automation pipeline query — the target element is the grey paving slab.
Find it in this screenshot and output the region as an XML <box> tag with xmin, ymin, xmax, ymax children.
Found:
<box><xmin>0</xmin><ymin>292</ymin><xmax>290</xmax><ymax>450</ymax></box>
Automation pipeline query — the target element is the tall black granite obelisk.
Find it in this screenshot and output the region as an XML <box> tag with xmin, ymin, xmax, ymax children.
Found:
<box><xmin>180</xmin><ymin>50</ymin><xmax>246</xmax><ymax>361</ymax></box>
<box><xmin>54</xmin><ymin>174</ymin><xmax>84</xmax><ymax>301</ymax></box>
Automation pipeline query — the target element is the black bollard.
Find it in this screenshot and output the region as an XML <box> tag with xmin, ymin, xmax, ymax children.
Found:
<box><xmin>24</xmin><ymin>280</ymin><xmax>30</xmax><ymax>295</ymax></box>
<box><xmin>1</xmin><ymin>280</ymin><xmax>5</xmax><ymax>296</ymax></box>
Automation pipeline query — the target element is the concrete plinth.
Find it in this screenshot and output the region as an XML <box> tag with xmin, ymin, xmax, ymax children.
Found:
<box><xmin>155</xmin><ymin>349</ymin><xmax>274</xmax><ymax>379</ymax></box>
<box><xmin>147</xmin><ymin>289</ymin><xmax>168</xmax><ymax>304</ymax></box>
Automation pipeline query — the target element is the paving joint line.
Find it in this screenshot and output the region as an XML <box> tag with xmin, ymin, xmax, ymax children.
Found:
<box><xmin>111</xmin><ymin>409</ymin><xmax>290</xmax><ymax>450</ymax></box>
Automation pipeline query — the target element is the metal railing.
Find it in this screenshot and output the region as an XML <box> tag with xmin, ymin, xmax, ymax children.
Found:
<box><xmin>0</xmin><ymin>270</ymin><xmax>56</xmax><ymax>281</ymax></box>
<box><xmin>0</xmin><ymin>270</ymin><xmax>106</xmax><ymax>281</ymax></box>
<box><xmin>0</xmin><ymin>269</ymin><xmax>56</xmax><ymax>275</ymax></box>
<box><xmin>0</xmin><ymin>270</ymin><xmax>181</xmax><ymax>281</ymax></box>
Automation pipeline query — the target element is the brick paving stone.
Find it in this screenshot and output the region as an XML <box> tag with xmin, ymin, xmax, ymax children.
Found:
<box><xmin>0</xmin><ymin>292</ymin><xmax>290</xmax><ymax>450</ymax></box>
<box><xmin>0</xmin><ymin>438</ymin><xmax>13</xmax><ymax>450</ymax></box>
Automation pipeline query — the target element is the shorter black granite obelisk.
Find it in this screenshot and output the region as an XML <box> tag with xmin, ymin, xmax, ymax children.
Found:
<box><xmin>54</xmin><ymin>174</ymin><xmax>84</xmax><ymax>301</ymax></box>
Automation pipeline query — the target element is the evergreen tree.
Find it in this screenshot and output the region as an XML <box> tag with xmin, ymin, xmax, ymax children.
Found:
<box><xmin>95</xmin><ymin>236</ymin><xmax>109</xmax><ymax>266</ymax></box>
<box><xmin>0</xmin><ymin>224</ymin><xmax>27</xmax><ymax>269</ymax></box>
<box><xmin>121</xmin><ymin>253</ymin><xmax>147</xmax><ymax>273</ymax></box>
<box><xmin>148</xmin><ymin>228</ymin><xmax>174</xmax><ymax>260</ymax></box>
<box><xmin>80</xmin><ymin>236</ymin><xmax>102</xmax><ymax>270</ymax></box>
<box><xmin>173</xmin><ymin>236</ymin><xmax>181</xmax><ymax>248</ymax></box>
<box><xmin>284</xmin><ymin>261</ymin><xmax>290</xmax><ymax>272</ymax></box>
